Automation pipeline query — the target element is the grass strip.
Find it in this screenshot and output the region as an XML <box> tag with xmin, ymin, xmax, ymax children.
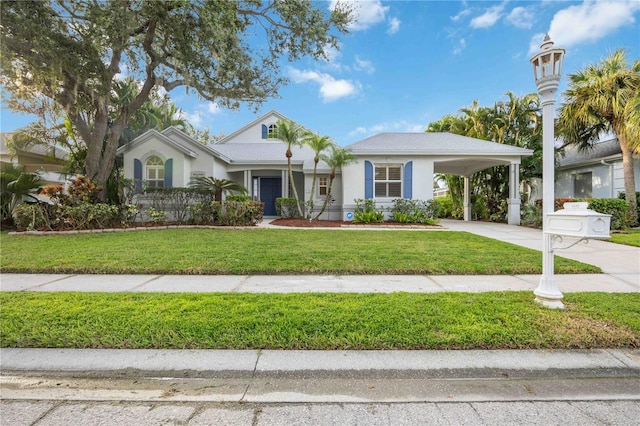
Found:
<box><xmin>1</xmin><ymin>292</ymin><xmax>637</xmax><ymax>350</ymax></box>
<box><xmin>609</xmin><ymin>230</ymin><xmax>640</xmax><ymax>247</ymax></box>
<box><xmin>0</xmin><ymin>229</ymin><xmax>599</xmax><ymax>275</ymax></box>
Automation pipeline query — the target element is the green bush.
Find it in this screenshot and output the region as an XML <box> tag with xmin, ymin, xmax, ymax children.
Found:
<box><xmin>588</xmin><ymin>198</ymin><xmax>630</xmax><ymax>230</ymax></box>
<box><xmin>225</xmin><ymin>194</ymin><xmax>252</xmax><ymax>202</ymax></box>
<box><xmin>390</xmin><ymin>199</ymin><xmax>437</xmax><ymax>224</ymax></box>
<box><xmin>143</xmin><ymin>187</ymin><xmax>215</xmax><ymax>224</ymax></box>
<box><xmin>216</xmin><ymin>201</ymin><xmax>264</xmax><ymax>226</ymax></box>
<box><xmin>521</xmin><ymin>203</ymin><xmax>542</xmax><ymax>228</ymax></box>
<box><xmin>618</xmin><ymin>191</ymin><xmax>640</xmax><ymax>226</ymax></box>
<box><xmin>432</xmin><ymin>197</ymin><xmax>455</xmax><ymax>218</ymax></box>
<box><xmin>14</xmin><ymin>202</ymin><xmax>120</xmax><ymax>231</ymax></box>
<box><xmin>533</xmin><ymin>197</ymin><xmax>630</xmax><ymax>230</ymax></box>
<box><xmin>276</xmin><ymin>197</ymin><xmax>301</xmax><ymax>218</ymax></box>
<box><xmin>353</xmin><ymin>199</ymin><xmax>384</xmax><ymax>223</ymax></box>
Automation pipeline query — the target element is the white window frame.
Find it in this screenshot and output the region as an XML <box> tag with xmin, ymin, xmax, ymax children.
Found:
<box><xmin>318</xmin><ymin>176</ymin><xmax>328</xmax><ymax>197</ymax></box>
<box><xmin>145</xmin><ymin>156</ymin><xmax>164</xmax><ymax>188</ymax></box>
<box><xmin>374</xmin><ymin>164</ymin><xmax>402</xmax><ymax>198</ymax></box>
<box><xmin>267</xmin><ymin>124</ymin><xmax>278</xmax><ymax>139</ymax></box>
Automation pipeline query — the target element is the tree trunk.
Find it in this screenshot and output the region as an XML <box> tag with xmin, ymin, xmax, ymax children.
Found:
<box><xmin>314</xmin><ymin>172</ymin><xmax>335</xmax><ymax>220</ymax></box>
<box><xmin>287</xmin><ymin>156</ymin><xmax>304</xmax><ymax>218</ymax></box>
<box><xmin>618</xmin><ymin>133</ymin><xmax>638</xmax><ymax>225</ymax></box>
<box><xmin>308</xmin><ymin>159</ymin><xmax>319</xmax><ymax>220</ymax></box>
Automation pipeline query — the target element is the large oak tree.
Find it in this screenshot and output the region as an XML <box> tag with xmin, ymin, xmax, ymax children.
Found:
<box><xmin>0</xmin><ymin>0</ymin><xmax>351</xmax><ymax>198</ymax></box>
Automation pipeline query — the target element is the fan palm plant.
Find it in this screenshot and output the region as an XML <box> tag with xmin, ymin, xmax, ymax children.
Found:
<box><xmin>189</xmin><ymin>176</ymin><xmax>247</xmax><ymax>202</ymax></box>
<box><xmin>557</xmin><ymin>49</ymin><xmax>640</xmax><ymax>224</ymax></box>
<box><xmin>273</xmin><ymin>119</ymin><xmax>305</xmax><ymax>217</ymax></box>
<box><xmin>315</xmin><ymin>146</ymin><xmax>356</xmax><ymax>220</ymax></box>
<box><xmin>0</xmin><ymin>163</ymin><xmax>42</xmax><ymax>224</ymax></box>
<box><xmin>302</xmin><ymin>131</ymin><xmax>335</xmax><ymax>219</ymax></box>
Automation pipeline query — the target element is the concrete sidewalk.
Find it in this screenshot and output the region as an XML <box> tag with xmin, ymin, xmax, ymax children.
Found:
<box><xmin>2</xmin><ymin>219</ymin><xmax>638</xmax><ymax>293</ymax></box>
<box><xmin>1</xmin><ymin>272</ymin><xmax>638</xmax><ymax>293</ymax></box>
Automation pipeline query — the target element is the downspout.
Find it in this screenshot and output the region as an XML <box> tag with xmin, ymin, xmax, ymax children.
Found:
<box><xmin>601</xmin><ymin>160</ymin><xmax>614</xmax><ymax>198</ymax></box>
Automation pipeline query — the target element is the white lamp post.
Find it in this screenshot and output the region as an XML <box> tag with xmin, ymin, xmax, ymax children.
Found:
<box><xmin>530</xmin><ymin>34</ymin><xmax>565</xmax><ymax>309</ymax></box>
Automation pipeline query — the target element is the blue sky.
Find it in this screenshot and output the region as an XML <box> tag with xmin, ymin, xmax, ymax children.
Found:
<box><xmin>1</xmin><ymin>0</ymin><xmax>639</xmax><ymax>146</ymax></box>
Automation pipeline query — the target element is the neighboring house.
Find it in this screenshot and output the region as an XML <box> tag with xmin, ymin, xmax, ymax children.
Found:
<box><xmin>555</xmin><ymin>137</ymin><xmax>640</xmax><ymax>199</ymax></box>
<box><xmin>117</xmin><ymin>110</ymin><xmax>533</xmax><ymax>224</ymax></box>
<box><xmin>0</xmin><ymin>132</ymin><xmax>69</xmax><ymax>186</ymax></box>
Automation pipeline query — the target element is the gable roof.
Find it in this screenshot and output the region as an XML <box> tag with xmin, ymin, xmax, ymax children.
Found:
<box><xmin>216</xmin><ymin>110</ymin><xmax>293</xmax><ymax>144</ymax></box>
<box><xmin>346</xmin><ymin>132</ymin><xmax>533</xmax><ymax>156</ymax></box>
<box><xmin>557</xmin><ymin>138</ymin><xmax>621</xmax><ymax>168</ymax></box>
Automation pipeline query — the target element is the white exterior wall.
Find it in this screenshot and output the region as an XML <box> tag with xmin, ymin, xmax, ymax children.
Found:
<box><xmin>341</xmin><ymin>157</ymin><xmax>436</xmax><ymax>221</ymax></box>
<box><xmin>222</xmin><ymin>112</ymin><xmax>281</xmax><ymax>144</ymax></box>
<box><xmin>556</xmin><ymin>159</ymin><xmax>640</xmax><ymax>199</ymax></box>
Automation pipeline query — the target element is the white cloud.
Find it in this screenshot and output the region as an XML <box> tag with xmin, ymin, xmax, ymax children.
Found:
<box><xmin>387</xmin><ymin>17</ymin><xmax>401</xmax><ymax>35</ymax></box>
<box><xmin>451</xmin><ymin>8</ymin><xmax>471</xmax><ymax>22</ymax></box>
<box><xmin>207</xmin><ymin>102</ymin><xmax>221</xmax><ymax>115</ymax></box>
<box><xmin>453</xmin><ymin>38</ymin><xmax>466</xmax><ymax>55</ymax></box>
<box><xmin>181</xmin><ymin>102</ymin><xmax>222</xmax><ymax>129</ymax></box>
<box><xmin>289</xmin><ymin>68</ymin><xmax>361</xmax><ymax>102</ymax></box>
<box><xmin>470</xmin><ymin>4</ymin><xmax>505</xmax><ymax>29</ymax></box>
<box><xmin>507</xmin><ymin>6</ymin><xmax>535</xmax><ymax>29</ymax></box>
<box><xmin>348</xmin><ymin>120</ymin><xmax>425</xmax><ymax>138</ymax></box>
<box><xmin>354</xmin><ymin>55</ymin><xmax>375</xmax><ymax>74</ymax></box>
<box><xmin>330</xmin><ymin>0</ymin><xmax>389</xmax><ymax>31</ymax></box>
<box><xmin>528</xmin><ymin>33</ymin><xmax>546</xmax><ymax>57</ymax></box>
<box><xmin>547</xmin><ymin>0</ymin><xmax>640</xmax><ymax>48</ymax></box>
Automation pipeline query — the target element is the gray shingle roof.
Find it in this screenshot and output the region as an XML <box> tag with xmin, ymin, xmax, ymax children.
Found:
<box><xmin>557</xmin><ymin>138</ymin><xmax>621</xmax><ymax>167</ymax></box>
<box><xmin>346</xmin><ymin>132</ymin><xmax>533</xmax><ymax>156</ymax></box>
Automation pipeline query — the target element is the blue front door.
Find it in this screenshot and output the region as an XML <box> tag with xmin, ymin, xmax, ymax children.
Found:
<box><xmin>260</xmin><ymin>177</ymin><xmax>282</xmax><ymax>216</ymax></box>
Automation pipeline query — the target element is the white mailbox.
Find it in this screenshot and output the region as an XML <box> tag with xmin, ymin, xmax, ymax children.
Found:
<box><xmin>545</xmin><ymin>202</ymin><xmax>611</xmax><ymax>239</ymax></box>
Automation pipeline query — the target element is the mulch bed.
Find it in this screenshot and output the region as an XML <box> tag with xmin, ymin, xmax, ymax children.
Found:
<box><xmin>269</xmin><ymin>218</ymin><xmax>443</xmax><ymax>229</ymax></box>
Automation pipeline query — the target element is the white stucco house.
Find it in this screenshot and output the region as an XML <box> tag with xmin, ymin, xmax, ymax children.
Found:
<box><xmin>555</xmin><ymin>137</ymin><xmax>640</xmax><ymax>199</ymax></box>
<box><xmin>117</xmin><ymin>110</ymin><xmax>534</xmax><ymax>224</ymax></box>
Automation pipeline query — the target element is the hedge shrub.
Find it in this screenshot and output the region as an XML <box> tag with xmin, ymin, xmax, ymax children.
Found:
<box><xmin>390</xmin><ymin>199</ymin><xmax>438</xmax><ymax>224</ymax></box>
<box><xmin>276</xmin><ymin>197</ymin><xmax>301</xmax><ymax>218</ymax></box>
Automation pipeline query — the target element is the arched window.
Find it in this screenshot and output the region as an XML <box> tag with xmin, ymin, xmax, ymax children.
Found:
<box><xmin>145</xmin><ymin>156</ymin><xmax>164</xmax><ymax>188</ymax></box>
<box><xmin>268</xmin><ymin>124</ymin><xmax>278</xmax><ymax>139</ymax></box>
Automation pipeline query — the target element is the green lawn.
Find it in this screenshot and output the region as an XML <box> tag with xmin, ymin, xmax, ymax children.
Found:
<box><xmin>609</xmin><ymin>229</ymin><xmax>640</xmax><ymax>247</ymax></box>
<box><xmin>0</xmin><ymin>229</ymin><xmax>599</xmax><ymax>275</ymax></box>
<box><xmin>1</xmin><ymin>292</ymin><xmax>638</xmax><ymax>350</ymax></box>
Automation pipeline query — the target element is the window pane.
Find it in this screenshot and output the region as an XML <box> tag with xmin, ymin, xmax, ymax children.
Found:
<box><xmin>148</xmin><ymin>169</ymin><xmax>156</xmax><ymax>179</ymax></box>
<box><xmin>375</xmin><ymin>167</ymin><xmax>386</xmax><ymax>180</ymax></box>
<box><xmin>388</xmin><ymin>182</ymin><xmax>402</xmax><ymax>197</ymax></box>
<box><xmin>319</xmin><ymin>187</ymin><xmax>327</xmax><ymax>195</ymax></box>
<box><xmin>375</xmin><ymin>182</ymin><xmax>387</xmax><ymax>197</ymax></box>
<box><xmin>388</xmin><ymin>166</ymin><xmax>401</xmax><ymax>181</ymax></box>
<box><xmin>158</xmin><ymin>169</ymin><xmax>164</xmax><ymax>179</ymax></box>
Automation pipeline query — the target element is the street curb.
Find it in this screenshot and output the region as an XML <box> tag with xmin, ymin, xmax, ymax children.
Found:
<box><xmin>2</xmin><ymin>348</ymin><xmax>639</xmax><ymax>380</ymax></box>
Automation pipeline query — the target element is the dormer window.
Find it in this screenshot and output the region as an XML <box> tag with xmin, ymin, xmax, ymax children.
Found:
<box><xmin>268</xmin><ymin>124</ymin><xmax>278</xmax><ymax>139</ymax></box>
<box><xmin>262</xmin><ymin>123</ymin><xmax>279</xmax><ymax>139</ymax></box>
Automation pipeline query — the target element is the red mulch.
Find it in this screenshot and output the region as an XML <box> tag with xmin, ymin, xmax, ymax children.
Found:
<box><xmin>270</xmin><ymin>218</ymin><xmax>344</xmax><ymax>227</ymax></box>
<box><xmin>269</xmin><ymin>218</ymin><xmax>442</xmax><ymax>229</ymax></box>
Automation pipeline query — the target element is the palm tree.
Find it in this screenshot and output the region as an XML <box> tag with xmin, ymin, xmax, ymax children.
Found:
<box><xmin>558</xmin><ymin>49</ymin><xmax>640</xmax><ymax>225</ymax></box>
<box><xmin>273</xmin><ymin>119</ymin><xmax>305</xmax><ymax>217</ymax></box>
<box><xmin>189</xmin><ymin>176</ymin><xmax>247</xmax><ymax>202</ymax></box>
<box><xmin>302</xmin><ymin>131</ymin><xmax>335</xmax><ymax>219</ymax></box>
<box><xmin>315</xmin><ymin>146</ymin><xmax>357</xmax><ymax>220</ymax></box>
<box><xmin>0</xmin><ymin>163</ymin><xmax>42</xmax><ymax>225</ymax></box>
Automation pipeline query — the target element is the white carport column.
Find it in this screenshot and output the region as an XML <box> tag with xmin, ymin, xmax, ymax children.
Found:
<box><xmin>508</xmin><ymin>162</ymin><xmax>521</xmax><ymax>225</ymax></box>
<box><xmin>463</xmin><ymin>176</ymin><xmax>471</xmax><ymax>221</ymax></box>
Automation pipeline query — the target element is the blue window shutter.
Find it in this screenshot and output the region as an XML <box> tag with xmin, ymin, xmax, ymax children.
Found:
<box><xmin>134</xmin><ymin>159</ymin><xmax>142</xmax><ymax>193</ymax></box>
<box><xmin>262</xmin><ymin>124</ymin><xmax>267</xmax><ymax>139</ymax></box>
<box><xmin>364</xmin><ymin>161</ymin><xmax>373</xmax><ymax>199</ymax></box>
<box><xmin>404</xmin><ymin>161</ymin><xmax>413</xmax><ymax>199</ymax></box>
<box><xmin>164</xmin><ymin>159</ymin><xmax>173</xmax><ymax>187</ymax></box>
